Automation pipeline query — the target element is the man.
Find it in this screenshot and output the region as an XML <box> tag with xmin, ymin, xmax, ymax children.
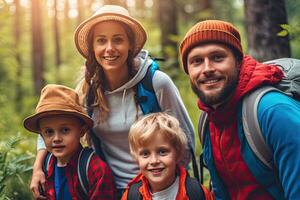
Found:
<box><xmin>180</xmin><ymin>20</ymin><xmax>300</xmax><ymax>199</ymax></box>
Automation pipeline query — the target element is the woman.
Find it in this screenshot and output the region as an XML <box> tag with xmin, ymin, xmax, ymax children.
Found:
<box><xmin>30</xmin><ymin>5</ymin><xmax>195</xmax><ymax>199</ymax></box>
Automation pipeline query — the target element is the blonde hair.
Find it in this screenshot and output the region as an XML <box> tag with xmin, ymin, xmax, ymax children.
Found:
<box><xmin>128</xmin><ymin>112</ymin><xmax>188</xmax><ymax>162</ymax></box>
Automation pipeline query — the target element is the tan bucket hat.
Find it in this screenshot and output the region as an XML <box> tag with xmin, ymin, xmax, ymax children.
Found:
<box><xmin>24</xmin><ymin>84</ymin><xmax>93</xmax><ymax>133</ymax></box>
<box><xmin>74</xmin><ymin>4</ymin><xmax>147</xmax><ymax>58</ymax></box>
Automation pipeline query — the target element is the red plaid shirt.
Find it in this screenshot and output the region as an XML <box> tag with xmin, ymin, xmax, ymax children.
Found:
<box><xmin>44</xmin><ymin>146</ymin><xmax>117</xmax><ymax>200</ymax></box>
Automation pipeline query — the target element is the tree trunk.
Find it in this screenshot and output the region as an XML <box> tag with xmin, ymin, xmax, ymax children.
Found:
<box><xmin>135</xmin><ymin>0</ymin><xmax>145</xmax><ymax>17</ymax></box>
<box><xmin>64</xmin><ymin>0</ymin><xmax>70</xmax><ymax>29</ymax></box>
<box><xmin>103</xmin><ymin>0</ymin><xmax>127</xmax><ymax>8</ymax></box>
<box><xmin>77</xmin><ymin>0</ymin><xmax>83</xmax><ymax>25</ymax></box>
<box><xmin>244</xmin><ymin>0</ymin><xmax>291</xmax><ymax>61</ymax></box>
<box><xmin>156</xmin><ymin>0</ymin><xmax>178</xmax><ymax>65</ymax></box>
<box><xmin>14</xmin><ymin>0</ymin><xmax>23</xmax><ymax>111</ymax></box>
<box><xmin>53</xmin><ymin>0</ymin><xmax>61</xmax><ymax>83</ymax></box>
<box><xmin>31</xmin><ymin>0</ymin><xmax>45</xmax><ymax>95</ymax></box>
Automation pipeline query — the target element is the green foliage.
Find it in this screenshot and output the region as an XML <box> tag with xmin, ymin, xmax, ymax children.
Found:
<box><xmin>0</xmin><ymin>135</ymin><xmax>35</xmax><ymax>199</ymax></box>
<box><xmin>278</xmin><ymin>24</ymin><xmax>300</xmax><ymax>41</ymax></box>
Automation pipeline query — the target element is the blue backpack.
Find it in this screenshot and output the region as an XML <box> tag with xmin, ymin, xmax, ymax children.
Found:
<box><xmin>198</xmin><ymin>58</ymin><xmax>300</xmax><ymax>185</ymax></box>
<box><xmin>42</xmin><ymin>147</ymin><xmax>94</xmax><ymax>199</ymax></box>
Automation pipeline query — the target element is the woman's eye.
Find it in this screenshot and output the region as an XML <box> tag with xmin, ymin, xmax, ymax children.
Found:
<box><xmin>96</xmin><ymin>38</ymin><xmax>106</xmax><ymax>44</ymax></box>
<box><xmin>113</xmin><ymin>37</ymin><xmax>123</xmax><ymax>44</ymax></box>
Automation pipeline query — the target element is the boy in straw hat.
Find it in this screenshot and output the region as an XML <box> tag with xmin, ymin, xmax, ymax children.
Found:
<box><xmin>24</xmin><ymin>84</ymin><xmax>117</xmax><ymax>200</ymax></box>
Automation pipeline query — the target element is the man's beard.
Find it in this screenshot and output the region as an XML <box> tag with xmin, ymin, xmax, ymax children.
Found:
<box><xmin>191</xmin><ymin>75</ymin><xmax>238</xmax><ymax>107</ymax></box>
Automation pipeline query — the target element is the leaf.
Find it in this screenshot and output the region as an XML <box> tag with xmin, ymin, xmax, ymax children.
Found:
<box><xmin>280</xmin><ymin>24</ymin><xmax>290</xmax><ymax>31</ymax></box>
<box><xmin>277</xmin><ymin>30</ymin><xmax>289</xmax><ymax>37</ymax></box>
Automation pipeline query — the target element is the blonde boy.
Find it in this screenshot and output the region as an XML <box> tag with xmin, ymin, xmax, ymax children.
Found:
<box><xmin>24</xmin><ymin>84</ymin><xmax>116</xmax><ymax>200</ymax></box>
<box><xmin>122</xmin><ymin>112</ymin><xmax>211</xmax><ymax>200</ymax></box>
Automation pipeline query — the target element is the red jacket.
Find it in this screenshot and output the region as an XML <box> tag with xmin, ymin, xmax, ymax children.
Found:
<box><xmin>44</xmin><ymin>146</ymin><xmax>117</xmax><ymax>200</ymax></box>
<box><xmin>198</xmin><ymin>56</ymin><xmax>283</xmax><ymax>199</ymax></box>
<box><xmin>121</xmin><ymin>166</ymin><xmax>213</xmax><ymax>200</ymax></box>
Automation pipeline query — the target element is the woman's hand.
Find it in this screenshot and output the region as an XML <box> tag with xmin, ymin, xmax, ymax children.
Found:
<box><xmin>30</xmin><ymin>168</ymin><xmax>46</xmax><ymax>199</ymax></box>
<box><xmin>30</xmin><ymin>149</ymin><xmax>47</xmax><ymax>199</ymax></box>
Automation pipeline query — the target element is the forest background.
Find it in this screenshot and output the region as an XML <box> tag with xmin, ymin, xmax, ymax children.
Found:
<box><xmin>0</xmin><ymin>0</ymin><xmax>299</xmax><ymax>198</ymax></box>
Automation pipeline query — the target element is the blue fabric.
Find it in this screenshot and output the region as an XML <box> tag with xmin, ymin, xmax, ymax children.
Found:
<box><xmin>136</xmin><ymin>60</ymin><xmax>160</xmax><ymax>114</ymax></box>
<box><xmin>54</xmin><ymin>164</ymin><xmax>72</xmax><ymax>200</ymax></box>
<box><xmin>256</xmin><ymin>91</ymin><xmax>300</xmax><ymax>199</ymax></box>
<box><xmin>203</xmin><ymin>91</ymin><xmax>300</xmax><ymax>199</ymax></box>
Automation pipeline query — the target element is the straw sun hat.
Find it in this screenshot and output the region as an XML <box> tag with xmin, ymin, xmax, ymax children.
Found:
<box><xmin>24</xmin><ymin>84</ymin><xmax>94</xmax><ymax>133</ymax></box>
<box><xmin>74</xmin><ymin>5</ymin><xmax>147</xmax><ymax>58</ymax></box>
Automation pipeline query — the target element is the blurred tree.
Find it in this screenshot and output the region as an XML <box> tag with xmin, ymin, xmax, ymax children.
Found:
<box><xmin>53</xmin><ymin>0</ymin><xmax>62</xmax><ymax>83</ymax></box>
<box><xmin>135</xmin><ymin>0</ymin><xmax>145</xmax><ymax>17</ymax></box>
<box><xmin>31</xmin><ymin>0</ymin><xmax>45</xmax><ymax>95</ymax></box>
<box><xmin>77</xmin><ymin>0</ymin><xmax>83</xmax><ymax>25</ymax></box>
<box><xmin>103</xmin><ymin>0</ymin><xmax>127</xmax><ymax>8</ymax></box>
<box><xmin>64</xmin><ymin>0</ymin><xmax>70</xmax><ymax>29</ymax></box>
<box><xmin>13</xmin><ymin>0</ymin><xmax>23</xmax><ymax>112</ymax></box>
<box><xmin>244</xmin><ymin>0</ymin><xmax>291</xmax><ymax>61</ymax></box>
<box><xmin>200</xmin><ymin>0</ymin><xmax>212</xmax><ymax>10</ymax></box>
<box><xmin>155</xmin><ymin>0</ymin><xmax>178</xmax><ymax>66</ymax></box>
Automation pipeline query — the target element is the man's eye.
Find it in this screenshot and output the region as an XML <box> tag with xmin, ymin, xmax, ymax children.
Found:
<box><xmin>190</xmin><ymin>57</ymin><xmax>203</xmax><ymax>65</ymax></box>
<box><xmin>213</xmin><ymin>55</ymin><xmax>225</xmax><ymax>62</ymax></box>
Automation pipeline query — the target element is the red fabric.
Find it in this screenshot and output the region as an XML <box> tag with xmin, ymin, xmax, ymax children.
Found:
<box><xmin>44</xmin><ymin>146</ymin><xmax>117</xmax><ymax>200</ymax></box>
<box><xmin>198</xmin><ymin>55</ymin><xmax>283</xmax><ymax>200</ymax></box>
<box><xmin>121</xmin><ymin>166</ymin><xmax>212</xmax><ymax>200</ymax></box>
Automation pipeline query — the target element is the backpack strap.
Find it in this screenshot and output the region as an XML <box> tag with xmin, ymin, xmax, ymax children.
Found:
<box><xmin>77</xmin><ymin>147</ymin><xmax>95</xmax><ymax>198</ymax></box>
<box><xmin>242</xmin><ymin>85</ymin><xmax>280</xmax><ymax>170</ymax></box>
<box><xmin>198</xmin><ymin>111</ymin><xmax>209</xmax><ymax>184</ymax></box>
<box><xmin>186</xmin><ymin>175</ymin><xmax>205</xmax><ymax>200</ymax></box>
<box><xmin>42</xmin><ymin>151</ymin><xmax>52</xmax><ymax>178</ymax></box>
<box><xmin>136</xmin><ymin>60</ymin><xmax>161</xmax><ymax>114</ymax></box>
<box><xmin>127</xmin><ymin>181</ymin><xmax>142</xmax><ymax>200</ymax></box>
<box><xmin>198</xmin><ymin>112</ymin><xmax>209</xmax><ymax>146</ymax></box>
<box><xmin>127</xmin><ymin>175</ymin><xmax>205</xmax><ymax>200</ymax></box>
<box><xmin>86</xmin><ymin>86</ymin><xmax>106</xmax><ymax>161</ymax></box>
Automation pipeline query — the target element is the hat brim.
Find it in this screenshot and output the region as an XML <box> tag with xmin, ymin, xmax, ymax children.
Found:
<box><xmin>74</xmin><ymin>13</ymin><xmax>147</xmax><ymax>58</ymax></box>
<box><xmin>23</xmin><ymin>110</ymin><xmax>94</xmax><ymax>134</ymax></box>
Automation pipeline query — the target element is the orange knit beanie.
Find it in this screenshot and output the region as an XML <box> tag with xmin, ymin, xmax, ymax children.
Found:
<box><xmin>180</xmin><ymin>20</ymin><xmax>243</xmax><ymax>74</ymax></box>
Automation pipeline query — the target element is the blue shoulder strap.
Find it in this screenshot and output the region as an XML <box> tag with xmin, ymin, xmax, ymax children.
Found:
<box><xmin>42</xmin><ymin>151</ymin><xmax>52</xmax><ymax>178</ymax></box>
<box><xmin>136</xmin><ymin>60</ymin><xmax>161</xmax><ymax>114</ymax></box>
<box><xmin>77</xmin><ymin>147</ymin><xmax>95</xmax><ymax>198</ymax></box>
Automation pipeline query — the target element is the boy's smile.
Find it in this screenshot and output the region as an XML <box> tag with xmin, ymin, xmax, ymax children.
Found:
<box><xmin>39</xmin><ymin>115</ymin><xmax>85</xmax><ymax>166</ymax></box>
<box><xmin>136</xmin><ymin>133</ymin><xmax>178</xmax><ymax>193</ymax></box>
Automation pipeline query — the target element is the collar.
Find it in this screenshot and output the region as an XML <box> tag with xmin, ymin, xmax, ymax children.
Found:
<box><xmin>47</xmin><ymin>145</ymin><xmax>83</xmax><ymax>178</ymax></box>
